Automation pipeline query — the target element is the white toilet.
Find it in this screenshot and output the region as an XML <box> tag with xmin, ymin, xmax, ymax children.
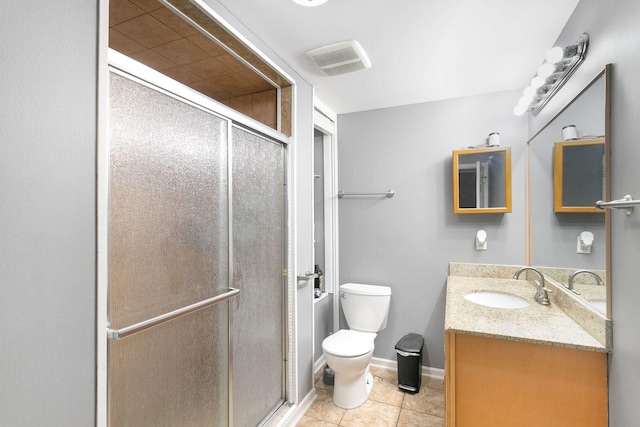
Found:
<box><xmin>322</xmin><ymin>283</ymin><xmax>392</xmax><ymax>409</ymax></box>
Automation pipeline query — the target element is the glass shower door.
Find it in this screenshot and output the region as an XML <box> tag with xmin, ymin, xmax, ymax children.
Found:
<box><xmin>231</xmin><ymin>126</ymin><xmax>286</xmax><ymax>426</ymax></box>
<box><xmin>107</xmin><ymin>72</ymin><xmax>233</xmax><ymax>427</ymax></box>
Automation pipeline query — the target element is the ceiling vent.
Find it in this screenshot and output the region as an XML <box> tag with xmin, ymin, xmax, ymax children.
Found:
<box><xmin>306</xmin><ymin>40</ymin><xmax>371</xmax><ymax>76</ymax></box>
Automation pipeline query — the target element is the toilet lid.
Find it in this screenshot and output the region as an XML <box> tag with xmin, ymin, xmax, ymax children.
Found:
<box><xmin>322</xmin><ymin>330</ymin><xmax>374</xmax><ymax>357</ymax></box>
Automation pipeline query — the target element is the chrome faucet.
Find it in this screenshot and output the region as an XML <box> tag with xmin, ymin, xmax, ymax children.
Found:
<box><xmin>566</xmin><ymin>269</ymin><xmax>605</xmax><ymax>295</ymax></box>
<box><xmin>513</xmin><ymin>267</ymin><xmax>553</xmax><ymax>306</ymax></box>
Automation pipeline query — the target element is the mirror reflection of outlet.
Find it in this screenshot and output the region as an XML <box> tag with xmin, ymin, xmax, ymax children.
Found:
<box><xmin>577</xmin><ymin>231</ymin><xmax>593</xmax><ymax>254</ymax></box>
<box><xmin>577</xmin><ymin>237</ymin><xmax>592</xmax><ymax>254</ymax></box>
<box><xmin>476</xmin><ymin>230</ymin><xmax>487</xmax><ymax>251</ymax></box>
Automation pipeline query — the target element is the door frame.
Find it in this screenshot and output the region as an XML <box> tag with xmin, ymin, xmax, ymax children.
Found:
<box><xmin>313</xmin><ymin>98</ymin><xmax>340</xmax><ymax>332</ymax></box>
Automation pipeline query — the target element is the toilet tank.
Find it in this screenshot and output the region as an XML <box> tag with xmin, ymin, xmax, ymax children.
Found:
<box><xmin>340</xmin><ymin>283</ymin><xmax>392</xmax><ymax>332</ymax></box>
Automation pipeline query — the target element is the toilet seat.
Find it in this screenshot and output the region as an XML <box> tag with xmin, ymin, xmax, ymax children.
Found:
<box><xmin>322</xmin><ymin>330</ymin><xmax>374</xmax><ymax>357</ymax></box>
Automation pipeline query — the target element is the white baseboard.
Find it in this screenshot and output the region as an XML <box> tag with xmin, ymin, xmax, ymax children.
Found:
<box><xmin>314</xmin><ymin>355</ymin><xmax>327</xmax><ymax>375</ymax></box>
<box><xmin>371</xmin><ymin>356</ymin><xmax>444</xmax><ymax>381</ymax></box>
<box><xmin>315</xmin><ymin>355</ymin><xmax>443</xmax><ymax>381</ymax></box>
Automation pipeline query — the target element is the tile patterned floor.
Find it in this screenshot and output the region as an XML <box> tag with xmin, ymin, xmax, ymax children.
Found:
<box><xmin>296</xmin><ymin>367</ymin><xmax>445</xmax><ymax>427</ymax></box>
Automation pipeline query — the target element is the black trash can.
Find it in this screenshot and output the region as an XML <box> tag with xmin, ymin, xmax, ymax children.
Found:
<box><xmin>395</xmin><ymin>333</ymin><xmax>424</xmax><ymax>393</ymax></box>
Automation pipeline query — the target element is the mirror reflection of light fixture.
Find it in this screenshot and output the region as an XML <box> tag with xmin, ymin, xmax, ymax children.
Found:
<box><xmin>292</xmin><ymin>0</ymin><xmax>328</xmax><ymax>6</ymax></box>
<box><xmin>514</xmin><ymin>33</ymin><xmax>589</xmax><ymax>116</ymax></box>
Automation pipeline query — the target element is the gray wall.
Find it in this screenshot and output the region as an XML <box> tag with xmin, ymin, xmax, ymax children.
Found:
<box><xmin>338</xmin><ymin>90</ymin><xmax>528</xmax><ymax>368</ymax></box>
<box><xmin>529</xmin><ymin>1</ymin><xmax>640</xmax><ymax>425</ymax></box>
<box><xmin>0</xmin><ymin>2</ymin><xmax>98</xmax><ymax>426</ymax></box>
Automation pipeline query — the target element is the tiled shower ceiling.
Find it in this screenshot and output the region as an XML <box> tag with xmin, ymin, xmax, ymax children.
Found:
<box><xmin>109</xmin><ymin>0</ymin><xmax>279</xmax><ymax>127</ymax></box>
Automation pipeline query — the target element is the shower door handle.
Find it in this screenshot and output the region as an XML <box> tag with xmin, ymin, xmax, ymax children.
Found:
<box><xmin>107</xmin><ymin>287</ymin><xmax>240</xmax><ymax>339</ymax></box>
<box><xmin>296</xmin><ymin>271</ymin><xmax>318</xmax><ymax>281</ymax></box>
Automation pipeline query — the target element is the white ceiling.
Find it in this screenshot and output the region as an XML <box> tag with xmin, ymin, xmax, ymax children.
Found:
<box><xmin>215</xmin><ymin>0</ymin><xmax>580</xmax><ymax>114</ymax></box>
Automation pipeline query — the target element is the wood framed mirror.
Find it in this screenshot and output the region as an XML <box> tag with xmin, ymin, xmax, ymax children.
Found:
<box><xmin>553</xmin><ymin>138</ymin><xmax>605</xmax><ymax>213</ymax></box>
<box><xmin>452</xmin><ymin>146</ymin><xmax>512</xmax><ymax>214</ymax></box>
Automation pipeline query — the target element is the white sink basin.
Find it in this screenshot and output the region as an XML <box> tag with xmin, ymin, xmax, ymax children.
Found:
<box><xmin>464</xmin><ymin>291</ymin><xmax>529</xmax><ymax>309</ymax></box>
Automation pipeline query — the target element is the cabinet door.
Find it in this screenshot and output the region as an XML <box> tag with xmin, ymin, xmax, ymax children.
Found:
<box><xmin>446</xmin><ymin>333</ymin><xmax>608</xmax><ymax>427</ymax></box>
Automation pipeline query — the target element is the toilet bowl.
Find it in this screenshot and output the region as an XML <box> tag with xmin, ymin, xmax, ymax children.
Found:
<box><xmin>322</xmin><ymin>330</ymin><xmax>375</xmax><ymax>409</ymax></box>
<box><xmin>321</xmin><ymin>283</ymin><xmax>392</xmax><ymax>409</ymax></box>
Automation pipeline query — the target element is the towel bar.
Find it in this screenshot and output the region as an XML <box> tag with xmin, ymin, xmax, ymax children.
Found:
<box><xmin>338</xmin><ymin>190</ymin><xmax>395</xmax><ymax>199</ymax></box>
<box><xmin>596</xmin><ymin>194</ymin><xmax>640</xmax><ymax>215</ymax></box>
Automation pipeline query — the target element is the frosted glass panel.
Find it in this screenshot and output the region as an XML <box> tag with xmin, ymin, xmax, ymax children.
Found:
<box><xmin>109</xmin><ymin>73</ymin><xmax>229</xmax><ymax>329</ymax></box>
<box><xmin>231</xmin><ymin>127</ymin><xmax>285</xmax><ymax>426</ymax></box>
<box><xmin>108</xmin><ymin>72</ymin><xmax>231</xmax><ymax>426</ymax></box>
<box><xmin>108</xmin><ymin>305</ymin><xmax>229</xmax><ymax>427</ymax></box>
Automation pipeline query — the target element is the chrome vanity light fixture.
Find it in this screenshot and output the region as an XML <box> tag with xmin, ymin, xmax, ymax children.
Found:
<box><xmin>514</xmin><ymin>33</ymin><xmax>589</xmax><ymax>116</ymax></box>
<box><xmin>292</xmin><ymin>0</ymin><xmax>328</xmax><ymax>6</ymax></box>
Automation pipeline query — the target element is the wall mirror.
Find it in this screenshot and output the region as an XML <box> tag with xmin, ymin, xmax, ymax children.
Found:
<box><xmin>452</xmin><ymin>146</ymin><xmax>512</xmax><ymax>214</ymax></box>
<box><xmin>527</xmin><ymin>65</ymin><xmax>610</xmax><ymax>318</ymax></box>
<box><xmin>553</xmin><ymin>138</ymin><xmax>605</xmax><ymax>213</ymax></box>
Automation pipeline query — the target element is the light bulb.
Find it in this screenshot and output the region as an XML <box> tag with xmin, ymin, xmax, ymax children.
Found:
<box><xmin>523</xmin><ymin>86</ymin><xmax>537</xmax><ymax>98</ymax></box>
<box><xmin>531</xmin><ymin>76</ymin><xmax>546</xmax><ymax>89</ymax></box>
<box><xmin>537</xmin><ymin>62</ymin><xmax>557</xmax><ymax>78</ymax></box>
<box><xmin>545</xmin><ymin>46</ymin><xmax>565</xmax><ymax>64</ymax></box>
<box><xmin>514</xmin><ymin>104</ymin><xmax>528</xmax><ymax>116</ymax></box>
<box><xmin>518</xmin><ymin>96</ymin><xmax>532</xmax><ymax>107</ymax></box>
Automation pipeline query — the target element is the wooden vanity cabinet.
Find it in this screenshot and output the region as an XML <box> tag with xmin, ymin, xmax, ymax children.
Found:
<box><xmin>445</xmin><ymin>332</ymin><xmax>608</xmax><ymax>427</ymax></box>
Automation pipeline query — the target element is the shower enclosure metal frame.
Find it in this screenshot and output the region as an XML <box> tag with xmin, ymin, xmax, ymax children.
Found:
<box><xmin>97</xmin><ymin>49</ymin><xmax>296</xmax><ymax>427</ymax></box>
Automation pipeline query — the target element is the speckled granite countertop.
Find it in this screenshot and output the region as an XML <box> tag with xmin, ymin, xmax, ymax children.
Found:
<box><xmin>445</xmin><ymin>275</ymin><xmax>608</xmax><ymax>353</ymax></box>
